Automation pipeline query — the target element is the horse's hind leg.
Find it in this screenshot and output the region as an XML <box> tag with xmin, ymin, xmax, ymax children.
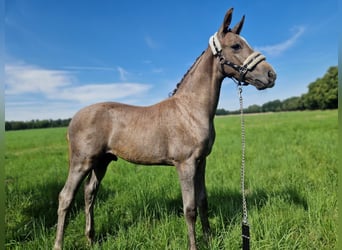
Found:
<box><xmin>54</xmin><ymin>161</ymin><xmax>90</xmax><ymax>250</ymax></box>
<box><xmin>84</xmin><ymin>154</ymin><xmax>113</xmax><ymax>244</ymax></box>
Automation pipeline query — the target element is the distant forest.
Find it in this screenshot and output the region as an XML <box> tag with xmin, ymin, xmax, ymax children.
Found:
<box><xmin>217</xmin><ymin>66</ymin><xmax>338</xmax><ymax>115</ymax></box>
<box><xmin>5</xmin><ymin>118</ymin><xmax>71</xmax><ymax>131</ymax></box>
<box><xmin>5</xmin><ymin>66</ymin><xmax>337</xmax><ymax>131</ymax></box>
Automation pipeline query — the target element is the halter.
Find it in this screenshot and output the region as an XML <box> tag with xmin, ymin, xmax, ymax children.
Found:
<box><xmin>209</xmin><ymin>32</ymin><xmax>266</xmax><ymax>84</ymax></box>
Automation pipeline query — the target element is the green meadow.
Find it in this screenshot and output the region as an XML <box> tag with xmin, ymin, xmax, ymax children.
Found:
<box><xmin>5</xmin><ymin>110</ymin><xmax>337</xmax><ymax>249</ymax></box>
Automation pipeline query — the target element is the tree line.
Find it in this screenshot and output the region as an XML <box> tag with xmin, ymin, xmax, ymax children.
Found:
<box><xmin>5</xmin><ymin>66</ymin><xmax>337</xmax><ymax>131</ymax></box>
<box><xmin>216</xmin><ymin>66</ymin><xmax>338</xmax><ymax>115</ymax></box>
<box><xmin>5</xmin><ymin>118</ymin><xmax>71</xmax><ymax>131</ymax></box>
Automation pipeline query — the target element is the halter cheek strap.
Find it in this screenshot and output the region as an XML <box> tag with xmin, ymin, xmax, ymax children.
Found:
<box><xmin>209</xmin><ymin>32</ymin><xmax>266</xmax><ymax>83</ymax></box>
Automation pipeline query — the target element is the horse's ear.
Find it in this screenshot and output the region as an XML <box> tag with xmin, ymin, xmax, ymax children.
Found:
<box><xmin>218</xmin><ymin>8</ymin><xmax>233</xmax><ymax>36</ymax></box>
<box><xmin>231</xmin><ymin>15</ymin><xmax>245</xmax><ymax>35</ymax></box>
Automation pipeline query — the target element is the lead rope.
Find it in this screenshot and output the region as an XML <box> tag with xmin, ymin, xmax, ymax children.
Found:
<box><xmin>238</xmin><ymin>85</ymin><xmax>250</xmax><ymax>250</ymax></box>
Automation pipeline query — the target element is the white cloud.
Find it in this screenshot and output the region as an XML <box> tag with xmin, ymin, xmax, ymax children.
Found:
<box><xmin>256</xmin><ymin>26</ymin><xmax>305</xmax><ymax>56</ymax></box>
<box><xmin>55</xmin><ymin>83</ymin><xmax>151</xmax><ymax>103</ymax></box>
<box><xmin>5</xmin><ymin>63</ymin><xmax>73</xmax><ymax>95</ymax></box>
<box><xmin>117</xmin><ymin>66</ymin><xmax>128</xmax><ymax>81</ymax></box>
<box><xmin>152</xmin><ymin>68</ymin><xmax>164</xmax><ymax>73</ymax></box>
<box><xmin>144</xmin><ymin>35</ymin><xmax>160</xmax><ymax>49</ymax></box>
<box><xmin>5</xmin><ymin>62</ymin><xmax>153</xmax><ymax>120</ymax></box>
<box><xmin>5</xmin><ymin>101</ymin><xmax>79</xmax><ymax>121</ymax></box>
<box><xmin>5</xmin><ymin>62</ymin><xmax>151</xmax><ymax>102</ymax></box>
<box><xmin>63</xmin><ymin>65</ymin><xmax>130</xmax><ymax>81</ymax></box>
<box><xmin>63</xmin><ymin>66</ymin><xmax>117</xmax><ymax>71</ymax></box>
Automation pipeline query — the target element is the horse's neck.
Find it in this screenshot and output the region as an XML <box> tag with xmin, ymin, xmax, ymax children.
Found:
<box><xmin>173</xmin><ymin>48</ymin><xmax>224</xmax><ymax>120</ymax></box>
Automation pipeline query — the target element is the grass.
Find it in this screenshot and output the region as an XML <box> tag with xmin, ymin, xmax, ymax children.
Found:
<box><xmin>5</xmin><ymin>110</ymin><xmax>337</xmax><ymax>249</ymax></box>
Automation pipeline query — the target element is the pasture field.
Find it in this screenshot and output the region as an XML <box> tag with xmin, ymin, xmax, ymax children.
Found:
<box><xmin>5</xmin><ymin>110</ymin><xmax>337</xmax><ymax>249</ymax></box>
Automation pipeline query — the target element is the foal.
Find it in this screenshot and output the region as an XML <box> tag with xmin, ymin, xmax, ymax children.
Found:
<box><xmin>54</xmin><ymin>8</ymin><xmax>276</xmax><ymax>250</ymax></box>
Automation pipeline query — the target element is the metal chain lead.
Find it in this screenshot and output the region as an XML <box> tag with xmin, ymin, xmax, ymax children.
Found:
<box><xmin>238</xmin><ymin>86</ymin><xmax>248</xmax><ymax>225</ymax></box>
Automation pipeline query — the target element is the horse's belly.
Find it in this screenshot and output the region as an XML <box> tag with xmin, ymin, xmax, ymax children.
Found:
<box><xmin>108</xmin><ymin>129</ymin><xmax>172</xmax><ymax>166</ymax></box>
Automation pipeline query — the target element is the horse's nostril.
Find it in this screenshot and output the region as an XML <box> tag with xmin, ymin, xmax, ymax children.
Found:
<box><xmin>268</xmin><ymin>70</ymin><xmax>276</xmax><ymax>80</ymax></box>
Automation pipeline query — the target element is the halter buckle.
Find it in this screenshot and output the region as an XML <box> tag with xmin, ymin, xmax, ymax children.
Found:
<box><xmin>219</xmin><ymin>56</ymin><xmax>226</xmax><ymax>65</ymax></box>
<box><xmin>239</xmin><ymin>66</ymin><xmax>248</xmax><ymax>77</ymax></box>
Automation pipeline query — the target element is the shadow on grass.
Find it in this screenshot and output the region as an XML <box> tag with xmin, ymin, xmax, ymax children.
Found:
<box><xmin>7</xmin><ymin>179</ymin><xmax>114</xmax><ymax>244</ymax></box>
<box><xmin>208</xmin><ymin>186</ymin><xmax>308</xmax><ymax>226</ymax></box>
<box><xmin>11</xmin><ymin>179</ymin><xmax>308</xmax><ymax>246</ymax></box>
<box><xmin>92</xmin><ymin>185</ymin><xmax>308</xmax><ymax>245</ymax></box>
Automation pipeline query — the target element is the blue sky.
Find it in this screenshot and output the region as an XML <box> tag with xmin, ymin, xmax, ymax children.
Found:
<box><xmin>5</xmin><ymin>0</ymin><xmax>338</xmax><ymax>121</ymax></box>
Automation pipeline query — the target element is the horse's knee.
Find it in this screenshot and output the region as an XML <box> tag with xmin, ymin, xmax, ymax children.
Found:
<box><xmin>57</xmin><ymin>189</ymin><xmax>74</xmax><ymax>214</ymax></box>
<box><xmin>185</xmin><ymin>205</ymin><xmax>197</xmax><ymax>221</ymax></box>
<box><xmin>84</xmin><ymin>181</ymin><xmax>97</xmax><ymax>201</ymax></box>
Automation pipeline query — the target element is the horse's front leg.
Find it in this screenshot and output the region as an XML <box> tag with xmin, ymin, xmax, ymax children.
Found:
<box><xmin>195</xmin><ymin>158</ymin><xmax>210</xmax><ymax>239</ymax></box>
<box><xmin>177</xmin><ymin>158</ymin><xmax>198</xmax><ymax>250</ymax></box>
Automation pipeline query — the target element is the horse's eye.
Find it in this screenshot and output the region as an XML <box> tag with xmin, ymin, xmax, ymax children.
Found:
<box><xmin>231</xmin><ymin>43</ymin><xmax>242</xmax><ymax>51</ymax></box>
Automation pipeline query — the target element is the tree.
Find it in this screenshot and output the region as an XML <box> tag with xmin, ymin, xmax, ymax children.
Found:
<box><xmin>216</xmin><ymin>108</ymin><xmax>230</xmax><ymax>115</ymax></box>
<box><xmin>302</xmin><ymin>66</ymin><xmax>338</xmax><ymax>110</ymax></box>
<box><xmin>245</xmin><ymin>104</ymin><xmax>261</xmax><ymax>113</ymax></box>
<box><xmin>5</xmin><ymin>118</ymin><xmax>72</xmax><ymax>131</ymax></box>
<box><xmin>262</xmin><ymin>99</ymin><xmax>282</xmax><ymax>112</ymax></box>
<box><xmin>282</xmin><ymin>96</ymin><xmax>304</xmax><ymax>111</ymax></box>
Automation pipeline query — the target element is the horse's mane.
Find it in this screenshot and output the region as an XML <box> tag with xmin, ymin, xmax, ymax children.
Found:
<box><xmin>169</xmin><ymin>50</ymin><xmax>206</xmax><ymax>97</ymax></box>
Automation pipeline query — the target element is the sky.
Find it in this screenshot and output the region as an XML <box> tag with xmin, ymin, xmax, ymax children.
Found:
<box><xmin>5</xmin><ymin>0</ymin><xmax>338</xmax><ymax>121</ymax></box>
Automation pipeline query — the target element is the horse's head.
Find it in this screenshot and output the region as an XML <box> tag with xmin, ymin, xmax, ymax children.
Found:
<box><xmin>209</xmin><ymin>8</ymin><xmax>276</xmax><ymax>90</ymax></box>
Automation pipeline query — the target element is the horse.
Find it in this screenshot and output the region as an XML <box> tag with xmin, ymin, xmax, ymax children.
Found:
<box><xmin>54</xmin><ymin>8</ymin><xmax>276</xmax><ymax>250</ymax></box>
